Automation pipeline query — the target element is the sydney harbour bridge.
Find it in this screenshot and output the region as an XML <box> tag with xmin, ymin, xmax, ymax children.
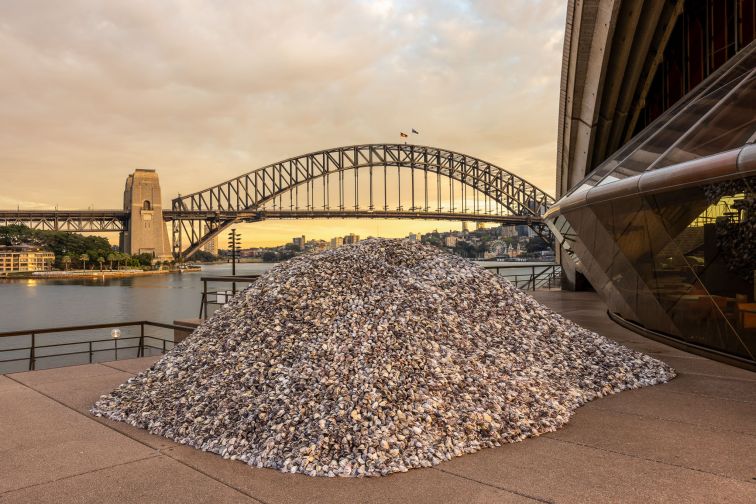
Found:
<box><xmin>0</xmin><ymin>144</ymin><xmax>555</xmax><ymax>259</ymax></box>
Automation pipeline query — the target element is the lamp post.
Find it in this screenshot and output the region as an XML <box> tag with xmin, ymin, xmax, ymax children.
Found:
<box><xmin>228</xmin><ymin>228</ymin><xmax>242</xmax><ymax>294</ymax></box>
<box><xmin>111</xmin><ymin>328</ymin><xmax>121</xmax><ymax>361</ymax></box>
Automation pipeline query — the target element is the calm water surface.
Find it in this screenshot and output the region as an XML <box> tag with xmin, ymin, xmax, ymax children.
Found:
<box><xmin>0</xmin><ymin>261</ymin><xmax>553</xmax><ymax>332</ymax></box>
<box><xmin>0</xmin><ymin>260</ymin><xmax>552</xmax><ymax>372</ymax></box>
<box><xmin>0</xmin><ymin>263</ymin><xmax>273</xmax><ymax>332</ymax></box>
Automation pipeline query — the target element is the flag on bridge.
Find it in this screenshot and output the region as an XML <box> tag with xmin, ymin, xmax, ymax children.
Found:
<box><xmin>412</xmin><ymin>128</ymin><xmax>419</xmax><ymax>134</ymax></box>
<box><xmin>400</xmin><ymin>132</ymin><xmax>408</xmax><ymax>138</ymax></box>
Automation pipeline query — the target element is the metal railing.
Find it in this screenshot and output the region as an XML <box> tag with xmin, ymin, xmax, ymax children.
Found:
<box><xmin>0</xmin><ymin>321</ymin><xmax>185</xmax><ymax>373</ymax></box>
<box><xmin>198</xmin><ymin>265</ymin><xmax>561</xmax><ymax>319</ymax></box>
<box><xmin>199</xmin><ymin>275</ymin><xmax>260</xmax><ymax>319</ymax></box>
<box><xmin>483</xmin><ymin>264</ymin><xmax>561</xmax><ymax>290</ymax></box>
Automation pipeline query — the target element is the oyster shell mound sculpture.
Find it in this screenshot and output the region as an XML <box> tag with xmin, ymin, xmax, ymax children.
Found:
<box><xmin>92</xmin><ymin>238</ymin><xmax>675</xmax><ymax>477</ymax></box>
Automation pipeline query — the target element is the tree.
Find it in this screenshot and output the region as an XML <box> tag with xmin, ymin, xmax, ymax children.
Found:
<box><xmin>262</xmin><ymin>251</ymin><xmax>277</xmax><ymax>262</ymax></box>
<box><xmin>62</xmin><ymin>255</ymin><xmax>72</xmax><ymax>271</ymax></box>
<box><xmin>97</xmin><ymin>256</ymin><xmax>105</xmax><ymax>271</ymax></box>
<box><xmin>107</xmin><ymin>253</ymin><xmax>116</xmax><ymax>270</ymax></box>
<box><xmin>79</xmin><ymin>253</ymin><xmax>89</xmax><ymax>270</ymax></box>
<box><xmin>134</xmin><ymin>253</ymin><xmax>155</xmax><ymax>267</ymax></box>
<box><xmin>192</xmin><ymin>250</ymin><xmax>217</xmax><ymax>262</ymax></box>
<box><xmin>116</xmin><ymin>252</ymin><xmax>127</xmax><ymax>269</ymax></box>
<box><xmin>525</xmin><ymin>237</ymin><xmax>550</xmax><ymax>254</ymax></box>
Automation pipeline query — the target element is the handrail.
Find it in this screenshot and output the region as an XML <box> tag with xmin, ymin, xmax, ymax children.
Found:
<box><xmin>0</xmin><ymin>320</ymin><xmax>187</xmax><ymax>373</ymax></box>
<box><xmin>200</xmin><ymin>275</ymin><xmax>261</xmax><ymax>282</ymax></box>
<box><xmin>0</xmin><ymin>320</ymin><xmax>187</xmax><ymax>338</ymax></box>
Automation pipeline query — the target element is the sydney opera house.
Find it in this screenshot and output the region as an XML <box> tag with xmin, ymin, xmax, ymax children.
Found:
<box><xmin>547</xmin><ymin>0</ymin><xmax>756</xmax><ymax>369</ymax></box>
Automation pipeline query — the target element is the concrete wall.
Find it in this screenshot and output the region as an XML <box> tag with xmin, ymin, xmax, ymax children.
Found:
<box><xmin>120</xmin><ymin>169</ymin><xmax>172</xmax><ymax>261</ymax></box>
<box><xmin>556</xmin><ymin>0</ymin><xmax>683</xmax><ymax>289</ymax></box>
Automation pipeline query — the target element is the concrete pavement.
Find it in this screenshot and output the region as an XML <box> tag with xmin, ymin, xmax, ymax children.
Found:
<box><xmin>1</xmin><ymin>291</ymin><xmax>754</xmax><ymax>503</ymax></box>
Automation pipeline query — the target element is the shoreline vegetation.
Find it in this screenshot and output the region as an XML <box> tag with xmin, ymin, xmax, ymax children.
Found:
<box><xmin>1</xmin><ymin>266</ymin><xmax>202</xmax><ymax>280</ymax></box>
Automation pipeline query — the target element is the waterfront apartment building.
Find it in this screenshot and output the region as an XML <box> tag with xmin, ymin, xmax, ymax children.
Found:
<box><xmin>0</xmin><ymin>245</ymin><xmax>55</xmax><ymax>272</ymax></box>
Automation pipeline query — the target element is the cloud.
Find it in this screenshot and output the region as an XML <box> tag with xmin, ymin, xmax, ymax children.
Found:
<box><xmin>0</xmin><ymin>0</ymin><xmax>566</xmax><ymax>244</ymax></box>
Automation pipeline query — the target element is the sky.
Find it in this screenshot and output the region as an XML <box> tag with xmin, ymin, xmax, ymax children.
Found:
<box><xmin>0</xmin><ymin>0</ymin><xmax>567</xmax><ymax>247</ymax></box>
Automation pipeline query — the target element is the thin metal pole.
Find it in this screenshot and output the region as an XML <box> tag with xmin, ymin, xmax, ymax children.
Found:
<box><xmin>203</xmin><ymin>280</ymin><xmax>208</xmax><ymax>319</ymax></box>
<box><xmin>424</xmin><ymin>168</ymin><xmax>428</xmax><ymax>212</ymax></box>
<box><xmin>369</xmin><ymin>165</ymin><xmax>374</xmax><ymax>210</ymax></box>
<box><xmin>411</xmin><ymin>165</ymin><xmax>415</xmax><ymax>211</ymax></box>
<box><xmin>397</xmin><ymin>165</ymin><xmax>402</xmax><ymax>210</ymax></box>
<box><xmin>383</xmin><ymin>165</ymin><xmax>388</xmax><ymax>211</ymax></box>
<box><xmin>354</xmin><ymin>167</ymin><xmax>359</xmax><ymax>210</ymax></box>
<box><xmin>114</xmin><ymin>338</ymin><xmax>118</xmax><ymax>361</ymax></box>
<box><xmin>89</xmin><ymin>341</ymin><xmax>93</xmax><ymax>363</ymax></box>
<box><xmin>29</xmin><ymin>332</ymin><xmax>35</xmax><ymax>370</ymax></box>
<box><xmin>139</xmin><ymin>323</ymin><xmax>145</xmax><ymax>357</ymax></box>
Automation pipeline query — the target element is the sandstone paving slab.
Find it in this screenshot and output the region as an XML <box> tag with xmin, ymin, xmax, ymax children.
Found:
<box><xmin>658</xmin><ymin>355</ymin><xmax>756</xmax><ymax>382</ymax></box>
<box><xmin>661</xmin><ymin>372</ymin><xmax>756</xmax><ymax>403</ymax></box>
<box><xmin>159</xmin><ymin>444</ymin><xmax>537</xmax><ymax>504</ymax></box>
<box><xmin>546</xmin><ymin>406</ymin><xmax>756</xmax><ymax>481</ymax></box>
<box><xmin>0</xmin><ymin>375</ymin><xmax>19</xmax><ymax>392</ymax></box>
<box><xmin>0</xmin><ymin>381</ymin><xmax>156</xmax><ymax>493</ymax></box>
<box><xmin>10</xmin><ymin>363</ymin><xmax>120</xmax><ymax>387</ymax></box>
<box><xmin>0</xmin><ymin>385</ymin><xmax>109</xmax><ymax>450</ymax></box>
<box><xmin>102</xmin><ymin>355</ymin><xmax>161</xmax><ymax>374</ymax></box>
<box><xmin>0</xmin><ymin>455</ymin><xmax>259</xmax><ymax>504</ymax></box>
<box><xmin>439</xmin><ymin>436</ymin><xmax>756</xmax><ymax>504</ymax></box>
<box><xmin>24</xmin><ymin>368</ymin><xmax>134</xmax><ymax>413</ymax></box>
<box><xmin>92</xmin><ymin>416</ymin><xmax>183</xmax><ymax>451</ymax></box>
<box><xmin>581</xmin><ymin>386</ymin><xmax>756</xmax><ymax>436</ymax></box>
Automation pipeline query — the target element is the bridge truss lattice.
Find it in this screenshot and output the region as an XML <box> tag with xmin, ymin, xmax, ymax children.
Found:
<box><xmin>170</xmin><ymin>144</ymin><xmax>555</xmax><ymax>259</ymax></box>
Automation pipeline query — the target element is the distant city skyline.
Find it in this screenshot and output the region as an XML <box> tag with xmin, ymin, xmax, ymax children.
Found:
<box><xmin>230</xmin><ymin>220</ymin><xmax>472</xmax><ymax>248</ymax></box>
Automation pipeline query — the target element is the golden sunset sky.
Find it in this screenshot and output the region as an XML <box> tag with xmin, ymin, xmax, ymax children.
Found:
<box><xmin>0</xmin><ymin>0</ymin><xmax>566</xmax><ymax>247</ymax></box>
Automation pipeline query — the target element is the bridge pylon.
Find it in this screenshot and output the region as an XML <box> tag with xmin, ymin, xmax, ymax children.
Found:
<box><xmin>121</xmin><ymin>169</ymin><xmax>172</xmax><ymax>261</ymax></box>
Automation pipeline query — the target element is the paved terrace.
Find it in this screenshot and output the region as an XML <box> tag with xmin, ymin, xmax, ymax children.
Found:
<box><xmin>1</xmin><ymin>291</ymin><xmax>755</xmax><ymax>503</ymax></box>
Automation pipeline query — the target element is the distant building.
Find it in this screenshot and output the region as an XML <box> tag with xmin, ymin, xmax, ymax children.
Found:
<box><xmin>292</xmin><ymin>235</ymin><xmax>306</xmax><ymax>250</ymax></box>
<box><xmin>343</xmin><ymin>233</ymin><xmax>360</xmax><ymax>245</ymax></box>
<box><xmin>202</xmin><ymin>229</ymin><xmax>219</xmax><ymax>256</ymax></box>
<box><xmin>0</xmin><ymin>245</ymin><xmax>55</xmax><ymax>272</ymax></box>
<box><xmin>330</xmin><ymin>236</ymin><xmax>344</xmax><ymax>249</ymax></box>
<box><xmin>499</xmin><ymin>226</ymin><xmax>517</xmax><ymax>238</ymax></box>
<box><xmin>444</xmin><ymin>236</ymin><xmax>458</xmax><ymax>248</ymax></box>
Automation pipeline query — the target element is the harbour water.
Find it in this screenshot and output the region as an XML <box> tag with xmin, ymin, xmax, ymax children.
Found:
<box><xmin>0</xmin><ymin>260</ymin><xmax>556</xmax><ymax>372</ymax></box>
<box><xmin>0</xmin><ymin>261</ymin><xmax>556</xmax><ymax>332</ymax></box>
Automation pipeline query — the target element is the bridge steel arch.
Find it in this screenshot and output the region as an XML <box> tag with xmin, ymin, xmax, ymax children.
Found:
<box><xmin>171</xmin><ymin>144</ymin><xmax>555</xmax><ymax>259</ymax></box>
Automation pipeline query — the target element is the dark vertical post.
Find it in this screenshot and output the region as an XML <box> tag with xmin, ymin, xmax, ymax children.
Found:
<box><xmin>139</xmin><ymin>323</ymin><xmax>145</xmax><ymax>357</ymax></box>
<box><xmin>29</xmin><ymin>332</ymin><xmax>35</xmax><ymax>371</ymax></box>
<box><xmin>203</xmin><ymin>280</ymin><xmax>208</xmax><ymax>319</ymax></box>
<box><xmin>228</xmin><ymin>228</ymin><xmax>241</xmax><ymax>295</ymax></box>
<box><xmin>383</xmin><ymin>164</ymin><xmax>388</xmax><ymax>211</ymax></box>
<box><xmin>397</xmin><ymin>165</ymin><xmax>402</xmax><ymax>210</ymax></box>
<box><xmin>89</xmin><ymin>341</ymin><xmax>93</xmax><ymax>363</ymax></box>
<box><xmin>369</xmin><ymin>165</ymin><xmax>374</xmax><ymax>210</ymax></box>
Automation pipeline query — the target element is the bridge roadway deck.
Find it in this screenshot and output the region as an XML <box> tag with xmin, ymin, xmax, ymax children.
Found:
<box><xmin>1</xmin><ymin>291</ymin><xmax>754</xmax><ymax>503</ymax></box>
<box><xmin>0</xmin><ymin>209</ymin><xmax>541</xmax><ymax>224</ymax></box>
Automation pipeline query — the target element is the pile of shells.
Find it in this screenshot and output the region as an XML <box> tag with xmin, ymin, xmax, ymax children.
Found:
<box><xmin>92</xmin><ymin>239</ymin><xmax>675</xmax><ymax>477</ymax></box>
